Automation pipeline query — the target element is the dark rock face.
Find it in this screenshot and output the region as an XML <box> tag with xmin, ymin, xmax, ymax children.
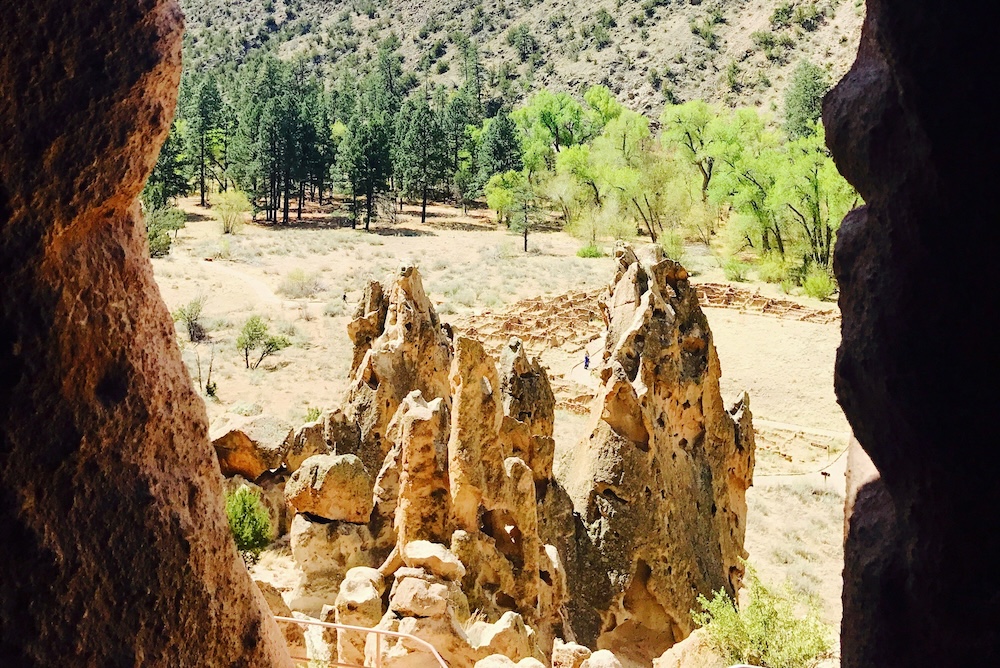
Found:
<box><xmin>0</xmin><ymin>1</ymin><xmax>290</xmax><ymax>664</ymax></box>
<box><xmin>826</xmin><ymin>1</ymin><xmax>998</xmax><ymax>665</ymax></box>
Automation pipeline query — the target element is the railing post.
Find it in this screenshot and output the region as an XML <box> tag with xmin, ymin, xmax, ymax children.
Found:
<box><xmin>375</xmin><ymin>633</ymin><xmax>382</xmax><ymax>668</ymax></box>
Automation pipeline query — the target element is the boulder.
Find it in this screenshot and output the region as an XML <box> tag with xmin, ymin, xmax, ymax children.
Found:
<box><xmin>389</xmin><ymin>576</ymin><xmax>451</xmax><ymax>618</ymax></box>
<box><xmin>580</xmin><ymin>650</ymin><xmax>624</xmax><ymax>668</ymax></box>
<box><xmin>468</xmin><ymin>611</ymin><xmax>539</xmax><ymax>663</ymax></box>
<box><xmin>211</xmin><ymin>414</ymin><xmax>294</xmax><ymax>479</ymax></box>
<box><xmin>285</xmin><ymin>454</ymin><xmax>373</xmax><ymax>523</ymax></box>
<box><xmin>289</xmin><ymin>514</ymin><xmax>376</xmax><ymax>615</ymax></box>
<box><xmin>552</xmin><ymin>638</ymin><xmax>592</xmax><ymax>668</ymax></box>
<box><xmin>652</xmin><ymin>629</ymin><xmax>726</xmax><ymax>668</ymax></box>
<box><xmin>401</xmin><ymin>541</ymin><xmax>467</xmax><ymax>582</ymax></box>
<box><xmin>335</xmin><ymin>567</ymin><xmax>385</xmax><ymax>666</ymax></box>
<box><xmin>475</xmin><ymin>656</ymin><xmax>547</xmax><ymax>668</ymax></box>
<box><xmin>284</xmin><ymin>419</ymin><xmax>330</xmax><ymax>472</ymax></box>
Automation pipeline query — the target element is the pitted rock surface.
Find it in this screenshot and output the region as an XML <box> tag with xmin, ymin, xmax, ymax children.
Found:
<box><xmin>560</xmin><ymin>244</ymin><xmax>754</xmax><ymax>662</ymax></box>
<box><xmin>0</xmin><ymin>1</ymin><xmax>290</xmax><ymax>664</ymax></box>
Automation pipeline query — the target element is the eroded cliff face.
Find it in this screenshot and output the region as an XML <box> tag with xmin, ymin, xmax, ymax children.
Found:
<box><xmin>0</xmin><ymin>1</ymin><xmax>291</xmax><ymax>664</ymax></box>
<box><xmin>560</xmin><ymin>244</ymin><xmax>755</xmax><ymax>665</ymax></box>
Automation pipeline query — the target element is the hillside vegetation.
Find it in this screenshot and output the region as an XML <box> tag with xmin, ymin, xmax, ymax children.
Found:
<box><xmin>180</xmin><ymin>0</ymin><xmax>863</xmax><ymax>114</ymax></box>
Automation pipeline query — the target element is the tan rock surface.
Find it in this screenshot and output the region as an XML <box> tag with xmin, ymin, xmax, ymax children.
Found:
<box><xmin>211</xmin><ymin>414</ymin><xmax>293</xmax><ymax>479</ymax></box>
<box><xmin>285</xmin><ymin>453</ymin><xmax>373</xmax><ymax>523</ymax></box>
<box><xmin>335</xmin><ymin>567</ymin><xmax>386</xmax><ymax>666</ymax></box>
<box><xmin>652</xmin><ymin>629</ymin><xmax>726</xmax><ymax>668</ymax></box>
<box><xmin>552</xmin><ymin>638</ymin><xmax>593</xmax><ymax>668</ymax></box>
<box><xmin>401</xmin><ymin>541</ymin><xmax>468</xmax><ymax>582</ymax></box>
<box><xmin>343</xmin><ymin>265</ymin><xmax>454</xmax><ymax>476</ymax></box>
<box><xmin>561</xmin><ymin>244</ymin><xmax>755</xmax><ymax>662</ymax></box>
<box><xmin>289</xmin><ymin>514</ymin><xmax>376</xmax><ymax>614</ymax></box>
<box><xmin>0</xmin><ymin>1</ymin><xmax>290</xmax><ymax>663</ymax></box>
<box><xmin>256</xmin><ymin>580</ymin><xmax>306</xmax><ymax>652</ymax></box>
<box><xmin>390</xmin><ymin>393</ymin><xmax>452</xmax><ymax>546</ymax></box>
<box><xmin>284</xmin><ymin>419</ymin><xmax>331</xmax><ymax>472</ymax></box>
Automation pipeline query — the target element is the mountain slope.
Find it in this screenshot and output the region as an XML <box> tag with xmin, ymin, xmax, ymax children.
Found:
<box><xmin>180</xmin><ymin>0</ymin><xmax>863</xmax><ymax>115</ymax></box>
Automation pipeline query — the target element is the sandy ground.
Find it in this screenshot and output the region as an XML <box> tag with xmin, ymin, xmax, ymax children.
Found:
<box><xmin>153</xmin><ymin>196</ymin><xmax>848</xmax><ymax>648</ymax></box>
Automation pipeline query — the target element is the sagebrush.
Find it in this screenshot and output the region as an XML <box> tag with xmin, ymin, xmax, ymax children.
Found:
<box><xmin>693</xmin><ymin>565</ymin><xmax>833</xmax><ymax>668</ymax></box>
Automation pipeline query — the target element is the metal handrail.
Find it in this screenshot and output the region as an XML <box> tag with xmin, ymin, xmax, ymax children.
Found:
<box><xmin>274</xmin><ymin>615</ymin><xmax>449</xmax><ymax>668</ymax></box>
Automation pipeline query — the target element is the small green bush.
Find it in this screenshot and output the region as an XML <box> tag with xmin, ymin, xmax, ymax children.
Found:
<box><xmin>659</xmin><ymin>231</ymin><xmax>685</xmax><ymax>262</ymax></box>
<box><xmin>278</xmin><ymin>268</ymin><xmax>323</xmax><ymax>298</ymax></box>
<box><xmin>305</xmin><ymin>406</ymin><xmax>322</xmax><ymax>422</ymax></box>
<box><xmin>693</xmin><ymin>565</ymin><xmax>833</xmax><ymax>668</ymax></box>
<box><xmin>225</xmin><ymin>486</ymin><xmax>272</xmax><ymax>565</ymax></box>
<box><xmin>215</xmin><ymin>190</ymin><xmax>250</xmax><ymax>235</ymax></box>
<box><xmin>577</xmin><ymin>244</ymin><xmax>604</xmax><ymax>258</ymax></box>
<box><xmin>756</xmin><ymin>253</ymin><xmax>790</xmax><ymax>284</ymax></box>
<box><xmin>802</xmin><ymin>265</ymin><xmax>836</xmax><ymax>300</ymax></box>
<box><xmin>145</xmin><ymin>206</ymin><xmax>185</xmax><ymax>258</ymax></box>
<box><xmin>173</xmin><ymin>296</ymin><xmax>208</xmax><ymax>342</ymax></box>
<box><xmin>723</xmin><ymin>258</ymin><xmax>751</xmax><ymax>282</ymax></box>
<box><xmin>237</xmin><ymin>315</ymin><xmax>291</xmax><ymax>370</ymax></box>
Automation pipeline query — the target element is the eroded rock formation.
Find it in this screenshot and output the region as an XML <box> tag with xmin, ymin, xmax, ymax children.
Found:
<box><xmin>247</xmin><ymin>251</ymin><xmax>756</xmax><ymax>665</ymax></box>
<box><xmin>0</xmin><ymin>0</ymin><xmax>290</xmax><ymax>664</ymax></box>
<box><xmin>560</xmin><ymin>244</ymin><xmax>755</xmax><ymax>664</ymax></box>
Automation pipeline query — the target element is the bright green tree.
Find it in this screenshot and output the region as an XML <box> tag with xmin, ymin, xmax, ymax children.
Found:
<box><xmin>775</xmin><ymin>122</ymin><xmax>858</xmax><ymax>267</ymax></box>
<box><xmin>661</xmin><ymin>100</ymin><xmax>723</xmax><ymax>201</ymax></box>
<box><xmin>237</xmin><ymin>315</ymin><xmax>290</xmax><ymax>370</ymax></box>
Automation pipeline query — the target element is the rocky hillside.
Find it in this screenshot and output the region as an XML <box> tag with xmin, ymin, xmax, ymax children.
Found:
<box><xmin>180</xmin><ymin>0</ymin><xmax>863</xmax><ymax>115</ymax></box>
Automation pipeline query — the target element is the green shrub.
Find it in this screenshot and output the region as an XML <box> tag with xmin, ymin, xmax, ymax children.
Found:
<box><xmin>506</xmin><ymin>24</ymin><xmax>538</xmax><ymax>61</ymax></box>
<box><xmin>215</xmin><ymin>190</ymin><xmax>250</xmax><ymax>234</ymax></box>
<box><xmin>305</xmin><ymin>406</ymin><xmax>322</xmax><ymax>422</ymax></box>
<box><xmin>802</xmin><ymin>265</ymin><xmax>836</xmax><ymax>300</ymax></box>
<box><xmin>173</xmin><ymin>296</ymin><xmax>208</xmax><ymax>342</ymax></box>
<box><xmin>659</xmin><ymin>231</ymin><xmax>685</xmax><ymax>262</ymax></box>
<box><xmin>225</xmin><ymin>486</ymin><xmax>272</xmax><ymax>565</ymax></box>
<box><xmin>145</xmin><ymin>206</ymin><xmax>185</xmax><ymax>257</ymax></box>
<box><xmin>771</xmin><ymin>2</ymin><xmax>794</xmax><ymax>29</ymax></box>
<box><xmin>577</xmin><ymin>244</ymin><xmax>604</xmax><ymax>258</ymax></box>
<box><xmin>756</xmin><ymin>253</ymin><xmax>789</xmax><ymax>284</ymax></box>
<box><xmin>693</xmin><ymin>565</ymin><xmax>833</xmax><ymax>668</ymax></box>
<box><xmin>278</xmin><ymin>268</ymin><xmax>323</xmax><ymax>298</ymax></box>
<box><xmin>237</xmin><ymin>315</ymin><xmax>291</xmax><ymax>370</ymax></box>
<box><xmin>723</xmin><ymin>258</ymin><xmax>751</xmax><ymax>282</ymax></box>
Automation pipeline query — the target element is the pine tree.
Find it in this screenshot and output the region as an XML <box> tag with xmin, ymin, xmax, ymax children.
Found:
<box><xmin>396</xmin><ymin>95</ymin><xmax>448</xmax><ymax>224</ymax></box>
<box><xmin>475</xmin><ymin>110</ymin><xmax>523</xmax><ymax>189</ymax></box>
<box><xmin>784</xmin><ymin>60</ymin><xmax>830</xmax><ymax>140</ymax></box>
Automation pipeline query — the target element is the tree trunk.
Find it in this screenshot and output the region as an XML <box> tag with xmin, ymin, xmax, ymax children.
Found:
<box><xmin>523</xmin><ymin>225</ymin><xmax>528</xmax><ymax>253</ymax></box>
<box><xmin>421</xmin><ymin>185</ymin><xmax>428</xmax><ymax>225</ymax></box>
<box><xmin>199</xmin><ymin>134</ymin><xmax>207</xmax><ymax>207</ymax></box>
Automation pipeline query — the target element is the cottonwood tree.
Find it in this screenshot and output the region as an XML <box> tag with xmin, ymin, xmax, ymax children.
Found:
<box><xmin>775</xmin><ymin>122</ymin><xmax>858</xmax><ymax>267</ymax></box>
<box><xmin>661</xmin><ymin>101</ymin><xmax>725</xmax><ymax>203</ymax></box>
